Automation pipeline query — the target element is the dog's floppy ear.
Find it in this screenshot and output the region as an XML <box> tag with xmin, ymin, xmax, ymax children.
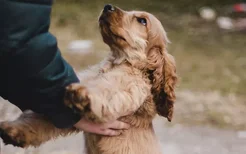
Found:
<box><xmin>147</xmin><ymin>45</ymin><xmax>177</xmax><ymax>122</ymax></box>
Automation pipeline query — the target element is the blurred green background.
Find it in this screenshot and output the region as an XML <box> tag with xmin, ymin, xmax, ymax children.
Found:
<box><xmin>50</xmin><ymin>0</ymin><xmax>246</xmax><ymax>129</ymax></box>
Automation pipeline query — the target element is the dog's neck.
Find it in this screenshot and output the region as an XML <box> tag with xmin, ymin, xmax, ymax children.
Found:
<box><xmin>108</xmin><ymin>47</ymin><xmax>148</xmax><ymax>69</ymax></box>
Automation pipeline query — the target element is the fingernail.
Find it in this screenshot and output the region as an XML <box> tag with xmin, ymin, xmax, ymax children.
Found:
<box><xmin>112</xmin><ymin>131</ymin><xmax>121</xmax><ymax>136</ymax></box>
<box><xmin>125</xmin><ymin>124</ymin><xmax>130</xmax><ymax>129</ymax></box>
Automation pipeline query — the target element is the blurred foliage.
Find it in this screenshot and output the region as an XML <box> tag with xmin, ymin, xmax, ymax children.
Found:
<box><xmin>57</xmin><ymin>0</ymin><xmax>245</xmax><ymax>13</ymax></box>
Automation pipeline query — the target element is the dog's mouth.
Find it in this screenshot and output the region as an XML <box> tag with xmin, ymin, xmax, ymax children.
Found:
<box><xmin>99</xmin><ymin>5</ymin><xmax>128</xmax><ymax>46</ymax></box>
<box><xmin>98</xmin><ymin>16</ymin><xmax>107</xmax><ymax>24</ymax></box>
<box><xmin>112</xmin><ymin>33</ymin><xmax>126</xmax><ymax>42</ymax></box>
<box><xmin>99</xmin><ymin>19</ymin><xmax>127</xmax><ymax>43</ymax></box>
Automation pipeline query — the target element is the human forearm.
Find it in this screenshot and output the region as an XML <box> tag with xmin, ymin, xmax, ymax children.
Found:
<box><xmin>0</xmin><ymin>0</ymin><xmax>80</xmax><ymax>128</ymax></box>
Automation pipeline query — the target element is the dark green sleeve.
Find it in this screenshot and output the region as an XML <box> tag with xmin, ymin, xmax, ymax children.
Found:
<box><xmin>0</xmin><ymin>0</ymin><xmax>80</xmax><ymax>128</ymax></box>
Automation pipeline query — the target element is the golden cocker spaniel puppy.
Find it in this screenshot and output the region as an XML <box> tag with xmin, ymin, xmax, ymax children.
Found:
<box><xmin>0</xmin><ymin>5</ymin><xmax>177</xmax><ymax>154</ymax></box>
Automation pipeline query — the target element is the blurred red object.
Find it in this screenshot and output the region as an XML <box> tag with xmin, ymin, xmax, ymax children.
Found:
<box><xmin>233</xmin><ymin>3</ymin><xmax>246</xmax><ymax>12</ymax></box>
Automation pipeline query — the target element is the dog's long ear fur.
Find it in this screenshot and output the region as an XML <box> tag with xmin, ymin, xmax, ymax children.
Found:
<box><xmin>147</xmin><ymin>42</ymin><xmax>177</xmax><ymax>122</ymax></box>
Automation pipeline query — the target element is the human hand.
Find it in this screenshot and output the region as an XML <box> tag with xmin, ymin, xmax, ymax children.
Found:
<box><xmin>74</xmin><ymin>118</ymin><xmax>130</xmax><ymax>136</ymax></box>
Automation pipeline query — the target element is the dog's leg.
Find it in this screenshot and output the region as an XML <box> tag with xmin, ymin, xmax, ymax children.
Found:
<box><xmin>0</xmin><ymin>110</ymin><xmax>77</xmax><ymax>148</ymax></box>
<box><xmin>64</xmin><ymin>85</ymin><xmax>98</xmax><ymax>122</ymax></box>
<box><xmin>64</xmin><ymin>75</ymin><xmax>151</xmax><ymax>123</ymax></box>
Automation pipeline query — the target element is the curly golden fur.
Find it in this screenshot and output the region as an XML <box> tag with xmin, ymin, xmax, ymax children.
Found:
<box><xmin>0</xmin><ymin>5</ymin><xmax>177</xmax><ymax>154</ymax></box>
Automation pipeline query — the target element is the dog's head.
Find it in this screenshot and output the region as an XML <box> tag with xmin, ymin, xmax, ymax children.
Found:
<box><xmin>99</xmin><ymin>5</ymin><xmax>177</xmax><ymax>121</ymax></box>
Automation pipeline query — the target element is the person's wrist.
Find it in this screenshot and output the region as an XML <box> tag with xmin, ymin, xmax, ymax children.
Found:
<box><xmin>74</xmin><ymin>118</ymin><xmax>89</xmax><ymax>130</ymax></box>
<box><xmin>74</xmin><ymin>118</ymin><xmax>83</xmax><ymax>128</ymax></box>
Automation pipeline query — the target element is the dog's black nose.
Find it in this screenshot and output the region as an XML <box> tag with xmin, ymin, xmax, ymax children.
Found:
<box><xmin>104</xmin><ymin>4</ymin><xmax>114</xmax><ymax>12</ymax></box>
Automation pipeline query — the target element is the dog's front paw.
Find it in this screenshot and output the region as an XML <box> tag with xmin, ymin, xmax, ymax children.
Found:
<box><xmin>64</xmin><ymin>84</ymin><xmax>91</xmax><ymax>115</ymax></box>
<box><xmin>0</xmin><ymin>122</ymin><xmax>28</xmax><ymax>148</ymax></box>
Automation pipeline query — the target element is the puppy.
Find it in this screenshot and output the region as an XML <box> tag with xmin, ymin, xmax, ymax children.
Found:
<box><xmin>0</xmin><ymin>5</ymin><xmax>177</xmax><ymax>154</ymax></box>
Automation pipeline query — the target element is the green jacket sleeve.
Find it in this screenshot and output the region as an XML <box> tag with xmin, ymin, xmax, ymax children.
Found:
<box><xmin>0</xmin><ymin>0</ymin><xmax>81</xmax><ymax>128</ymax></box>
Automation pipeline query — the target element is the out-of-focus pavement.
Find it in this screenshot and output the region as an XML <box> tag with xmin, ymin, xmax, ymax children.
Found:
<box><xmin>154</xmin><ymin>118</ymin><xmax>246</xmax><ymax>154</ymax></box>
<box><xmin>1</xmin><ymin>97</ymin><xmax>246</xmax><ymax>154</ymax></box>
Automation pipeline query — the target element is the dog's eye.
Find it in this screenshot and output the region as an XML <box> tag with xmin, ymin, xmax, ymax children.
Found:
<box><xmin>137</xmin><ymin>17</ymin><xmax>147</xmax><ymax>26</ymax></box>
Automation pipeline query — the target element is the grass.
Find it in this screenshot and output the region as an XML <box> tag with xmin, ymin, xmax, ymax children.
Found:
<box><xmin>50</xmin><ymin>0</ymin><xmax>246</xmax><ymax>129</ymax></box>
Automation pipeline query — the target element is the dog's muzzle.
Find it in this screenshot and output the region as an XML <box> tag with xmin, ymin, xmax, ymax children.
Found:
<box><xmin>103</xmin><ymin>4</ymin><xmax>115</xmax><ymax>13</ymax></box>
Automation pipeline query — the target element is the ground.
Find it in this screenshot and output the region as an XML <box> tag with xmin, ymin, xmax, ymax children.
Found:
<box><xmin>1</xmin><ymin>97</ymin><xmax>246</xmax><ymax>154</ymax></box>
